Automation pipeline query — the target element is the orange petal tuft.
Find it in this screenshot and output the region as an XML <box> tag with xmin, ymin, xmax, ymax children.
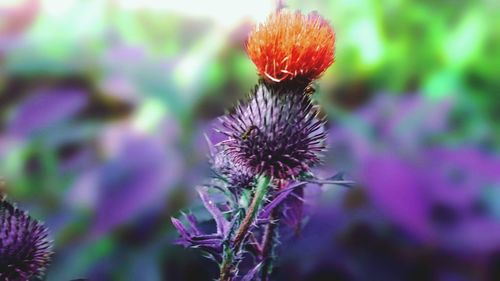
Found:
<box><xmin>246</xmin><ymin>10</ymin><xmax>335</xmax><ymax>83</ymax></box>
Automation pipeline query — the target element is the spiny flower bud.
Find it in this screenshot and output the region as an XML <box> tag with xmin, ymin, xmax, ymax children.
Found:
<box><xmin>246</xmin><ymin>10</ymin><xmax>335</xmax><ymax>84</ymax></box>
<box><xmin>218</xmin><ymin>82</ymin><xmax>326</xmax><ymax>180</ymax></box>
<box><xmin>0</xmin><ymin>198</ymin><xmax>52</xmax><ymax>280</ymax></box>
<box><xmin>212</xmin><ymin>146</ymin><xmax>256</xmax><ymax>190</ymax></box>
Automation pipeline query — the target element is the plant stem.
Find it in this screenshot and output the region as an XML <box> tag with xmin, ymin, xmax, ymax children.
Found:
<box><xmin>260</xmin><ymin>209</ymin><xmax>279</xmax><ymax>281</ymax></box>
<box><xmin>219</xmin><ymin>250</ymin><xmax>233</xmax><ymax>281</ymax></box>
<box><xmin>219</xmin><ymin>176</ymin><xmax>271</xmax><ymax>281</ymax></box>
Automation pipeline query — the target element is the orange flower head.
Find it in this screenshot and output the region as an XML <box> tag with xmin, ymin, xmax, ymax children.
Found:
<box><xmin>246</xmin><ymin>10</ymin><xmax>335</xmax><ymax>83</ymax></box>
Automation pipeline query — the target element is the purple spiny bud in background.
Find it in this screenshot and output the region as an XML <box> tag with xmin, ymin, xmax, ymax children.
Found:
<box><xmin>211</xmin><ymin>146</ymin><xmax>256</xmax><ymax>191</ymax></box>
<box><xmin>218</xmin><ymin>82</ymin><xmax>326</xmax><ymax>180</ymax></box>
<box><xmin>0</xmin><ymin>197</ymin><xmax>52</xmax><ymax>281</ymax></box>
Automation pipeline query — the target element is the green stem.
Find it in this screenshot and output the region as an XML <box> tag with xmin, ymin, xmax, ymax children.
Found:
<box><xmin>219</xmin><ymin>176</ymin><xmax>271</xmax><ymax>281</ymax></box>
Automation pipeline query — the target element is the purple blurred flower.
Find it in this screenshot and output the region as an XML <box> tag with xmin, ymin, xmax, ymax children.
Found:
<box><xmin>361</xmin><ymin>141</ymin><xmax>500</xmax><ymax>252</ymax></box>
<box><xmin>361</xmin><ymin>153</ymin><xmax>433</xmax><ymax>241</ymax></box>
<box><xmin>90</xmin><ymin>126</ymin><xmax>181</xmax><ymax>237</ymax></box>
<box><xmin>0</xmin><ymin>197</ymin><xmax>52</xmax><ymax>280</ymax></box>
<box><xmin>326</xmin><ymin>93</ymin><xmax>454</xmax><ymax>168</ymax></box>
<box><xmin>330</xmin><ymin>93</ymin><xmax>500</xmax><ymax>253</ymax></box>
<box><xmin>65</xmin><ymin>121</ymin><xmax>182</xmax><ymax>237</ymax></box>
<box><xmin>7</xmin><ymin>88</ymin><xmax>88</xmax><ymax>138</ymax></box>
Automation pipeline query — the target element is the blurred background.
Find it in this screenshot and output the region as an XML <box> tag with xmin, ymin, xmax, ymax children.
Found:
<box><xmin>0</xmin><ymin>0</ymin><xmax>499</xmax><ymax>280</ymax></box>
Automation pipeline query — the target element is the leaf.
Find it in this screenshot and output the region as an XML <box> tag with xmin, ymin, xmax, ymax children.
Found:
<box><xmin>258</xmin><ymin>181</ymin><xmax>306</xmax><ymax>221</ymax></box>
<box><xmin>185</xmin><ymin>213</ymin><xmax>201</xmax><ymax>235</ymax></box>
<box><xmin>171</xmin><ymin>217</ymin><xmax>190</xmax><ymax>241</ymax></box>
<box><xmin>197</xmin><ymin>186</ymin><xmax>229</xmax><ymax>236</ymax></box>
<box><xmin>171</xmin><ymin>217</ymin><xmax>223</xmax><ymax>251</ymax></box>
<box><xmin>239</xmin><ymin>262</ymin><xmax>263</xmax><ymax>281</ymax></box>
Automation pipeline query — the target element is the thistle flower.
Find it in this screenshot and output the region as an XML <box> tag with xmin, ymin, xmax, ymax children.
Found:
<box><xmin>0</xmin><ymin>198</ymin><xmax>52</xmax><ymax>280</ymax></box>
<box><xmin>246</xmin><ymin>10</ymin><xmax>335</xmax><ymax>84</ymax></box>
<box><xmin>218</xmin><ymin>82</ymin><xmax>326</xmax><ymax>180</ymax></box>
<box><xmin>172</xmin><ymin>8</ymin><xmax>344</xmax><ymax>281</ymax></box>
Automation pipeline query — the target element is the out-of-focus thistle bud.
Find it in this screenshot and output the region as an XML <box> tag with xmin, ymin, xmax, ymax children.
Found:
<box><xmin>211</xmin><ymin>146</ymin><xmax>256</xmax><ymax>191</ymax></box>
<box><xmin>217</xmin><ymin>82</ymin><xmax>326</xmax><ymax>180</ymax></box>
<box><xmin>246</xmin><ymin>10</ymin><xmax>335</xmax><ymax>84</ymax></box>
<box><xmin>0</xmin><ymin>197</ymin><xmax>52</xmax><ymax>281</ymax></box>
